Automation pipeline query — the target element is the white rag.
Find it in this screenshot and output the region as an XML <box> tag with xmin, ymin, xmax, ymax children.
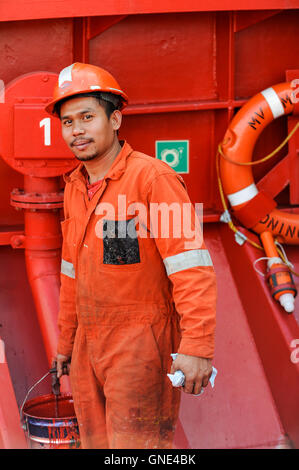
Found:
<box><xmin>167</xmin><ymin>353</ymin><xmax>218</xmax><ymax>396</ymax></box>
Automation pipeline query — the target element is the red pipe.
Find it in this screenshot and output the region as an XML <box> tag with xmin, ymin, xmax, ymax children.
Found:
<box><xmin>23</xmin><ymin>176</ymin><xmax>62</xmax><ymax>366</ymax></box>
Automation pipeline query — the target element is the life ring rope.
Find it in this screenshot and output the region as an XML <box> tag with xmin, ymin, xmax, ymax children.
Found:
<box><xmin>216</xmin><ymin>147</ymin><xmax>263</xmax><ymax>251</ymax></box>
<box><xmin>216</xmin><ymin>146</ymin><xmax>299</xmax><ymax>278</ymax></box>
<box><xmin>218</xmin><ymin>121</ymin><xmax>299</xmax><ymax>167</ymax></box>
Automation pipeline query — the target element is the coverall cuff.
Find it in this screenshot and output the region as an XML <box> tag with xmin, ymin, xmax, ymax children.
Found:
<box><xmin>178</xmin><ymin>335</ymin><xmax>214</xmax><ymax>359</ymax></box>
<box><xmin>57</xmin><ymin>339</ymin><xmax>74</xmax><ymax>358</ymax></box>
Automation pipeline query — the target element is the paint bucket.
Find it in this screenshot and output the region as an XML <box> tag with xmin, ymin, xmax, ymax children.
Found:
<box><xmin>22</xmin><ymin>393</ymin><xmax>80</xmax><ymax>449</ymax></box>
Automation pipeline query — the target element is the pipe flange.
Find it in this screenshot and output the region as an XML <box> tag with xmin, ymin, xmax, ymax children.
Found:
<box><xmin>11</xmin><ymin>189</ymin><xmax>64</xmax><ymax>210</ymax></box>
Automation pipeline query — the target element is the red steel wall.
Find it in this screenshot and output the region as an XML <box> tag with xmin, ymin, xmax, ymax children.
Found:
<box><xmin>0</xmin><ymin>6</ymin><xmax>298</xmax><ymax>436</ymax></box>
<box><xmin>0</xmin><ymin>9</ymin><xmax>299</xmax><ymax>229</ymax></box>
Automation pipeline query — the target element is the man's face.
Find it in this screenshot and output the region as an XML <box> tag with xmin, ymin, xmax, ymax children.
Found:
<box><xmin>60</xmin><ymin>96</ymin><xmax>121</xmax><ymax>162</ymax></box>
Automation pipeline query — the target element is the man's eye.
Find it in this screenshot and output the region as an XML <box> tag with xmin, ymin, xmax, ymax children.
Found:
<box><xmin>63</xmin><ymin>120</ymin><xmax>72</xmax><ymax>126</ymax></box>
<box><xmin>83</xmin><ymin>114</ymin><xmax>93</xmax><ymax>120</ymax></box>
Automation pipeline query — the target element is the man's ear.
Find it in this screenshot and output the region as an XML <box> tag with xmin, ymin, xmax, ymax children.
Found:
<box><xmin>111</xmin><ymin>109</ymin><xmax>122</xmax><ymax>131</ymax></box>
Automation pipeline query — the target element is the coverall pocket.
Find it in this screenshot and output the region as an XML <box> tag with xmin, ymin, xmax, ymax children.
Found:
<box><xmin>101</xmin><ymin>218</ymin><xmax>143</xmax><ymax>271</ymax></box>
<box><xmin>61</xmin><ymin>216</ymin><xmax>77</xmax><ymax>264</ymax></box>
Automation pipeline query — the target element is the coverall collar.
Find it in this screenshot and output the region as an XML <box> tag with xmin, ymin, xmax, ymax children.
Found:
<box><xmin>63</xmin><ymin>140</ymin><xmax>133</xmax><ymax>191</ymax></box>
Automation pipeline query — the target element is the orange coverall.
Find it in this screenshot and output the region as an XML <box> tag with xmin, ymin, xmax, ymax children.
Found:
<box><xmin>58</xmin><ymin>141</ymin><xmax>217</xmax><ymax>449</ymax></box>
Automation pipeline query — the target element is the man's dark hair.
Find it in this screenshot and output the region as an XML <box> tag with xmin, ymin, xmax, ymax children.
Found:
<box><xmin>54</xmin><ymin>92</ymin><xmax>122</xmax><ymax>119</ymax></box>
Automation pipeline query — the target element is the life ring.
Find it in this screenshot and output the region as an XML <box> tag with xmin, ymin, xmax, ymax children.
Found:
<box><xmin>220</xmin><ymin>82</ymin><xmax>299</xmax><ymax>245</ymax></box>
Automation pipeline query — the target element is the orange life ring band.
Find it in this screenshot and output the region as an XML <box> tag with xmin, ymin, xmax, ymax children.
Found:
<box><xmin>220</xmin><ymin>82</ymin><xmax>299</xmax><ymax>245</ymax></box>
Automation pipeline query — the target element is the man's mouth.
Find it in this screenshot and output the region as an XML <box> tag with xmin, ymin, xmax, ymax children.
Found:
<box><xmin>72</xmin><ymin>140</ymin><xmax>93</xmax><ymax>151</ymax></box>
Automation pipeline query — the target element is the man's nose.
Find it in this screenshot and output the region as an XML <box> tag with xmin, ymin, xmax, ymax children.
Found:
<box><xmin>72</xmin><ymin>122</ymin><xmax>85</xmax><ymax>136</ymax></box>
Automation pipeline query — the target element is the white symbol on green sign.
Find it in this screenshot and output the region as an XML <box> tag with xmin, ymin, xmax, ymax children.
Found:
<box><xmin>155</xmin><ymin>140</ymin><xmax>189</xmax><ymax>174</ymax></box>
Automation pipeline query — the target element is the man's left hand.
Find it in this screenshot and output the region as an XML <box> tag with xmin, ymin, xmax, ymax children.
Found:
<box><xmin>170</xmin><ymin>354</ymin><xmax>213</xmax><ymax>395</ymax></box>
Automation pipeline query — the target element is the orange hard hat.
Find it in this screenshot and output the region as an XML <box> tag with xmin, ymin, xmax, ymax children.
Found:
<box><xmin>45</xmin><ymin>62</ymin><xmax>128</xmax><ymax>115</ymax></box>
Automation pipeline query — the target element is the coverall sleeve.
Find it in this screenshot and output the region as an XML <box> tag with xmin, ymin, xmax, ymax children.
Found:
<box><xmin>146</xmin><ymin>172</ymin><xmax>217</xmax><ymax>359</ymax></box>
<box><xmin>57</xmin><ymin>184</ymin><xmax>78</xmax><ymax>357</ymax></box>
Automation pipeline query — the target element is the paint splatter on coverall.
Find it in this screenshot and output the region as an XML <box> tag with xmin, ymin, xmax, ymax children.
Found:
<box><xmin>57</xmin><ymin>141</ymin><xmax>216</xmax><ymax>449</ymax></box>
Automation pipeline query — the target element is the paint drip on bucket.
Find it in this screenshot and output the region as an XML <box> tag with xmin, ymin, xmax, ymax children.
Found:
<box><xmin>22</xmin><ymin>393</ymin><xmax>80</xmax><ymax>449</ymax></box>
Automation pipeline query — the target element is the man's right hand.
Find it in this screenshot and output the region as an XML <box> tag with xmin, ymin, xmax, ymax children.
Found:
<box><xmin>56</xmin><ymin>353</ymin><xmax>71</xmax><ymax>378</ymax></box>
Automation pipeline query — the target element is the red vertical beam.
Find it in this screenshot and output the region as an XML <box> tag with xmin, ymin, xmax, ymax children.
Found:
<box><xmin>0</xmin><ymin>338</ymin><xmax>28</xmax><ymax>449</ymax></box>
<box><xmin>73</xmin><ymin>17</ymin><xmax>89</xmax><ymax>63</ymax></box>
<box><xmin>215</xmin><ymin>11</ymin><xmax>234</xmax><ymax>104</ymax></box>
<box><xmin>214</xmin><ymin>12</ymin><xmax>235</xmax><ymax>211</ymax></box>
<box><xmin>72</xmin><ymin>15</ymin><xmax>128</xmax><ymax>65</ymax></box>
<box><xmin>228</xmin><ymin>12</ymin><xmax>235</xmax><ymax>121</ymax></box>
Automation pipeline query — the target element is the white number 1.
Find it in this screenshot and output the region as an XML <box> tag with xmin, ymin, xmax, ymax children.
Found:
<box><xmin>39</xmin><ymin>117</ymin><xmax>51</xmax><ymax>146</ymax></box>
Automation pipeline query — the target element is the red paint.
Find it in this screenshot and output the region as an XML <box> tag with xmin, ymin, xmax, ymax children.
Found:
<box><xmin>23</xmin><ymin>393</ymin><xmax>80</xmax><ymax>449</ymax></box>
<box><xmin>23</xmin><ymin>393</ymin><xmax>76</xmax><ymax>419</ymax></box>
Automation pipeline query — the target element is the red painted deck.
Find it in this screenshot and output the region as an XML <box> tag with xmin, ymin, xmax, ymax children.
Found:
<box><xmin>174</xmin><ymin>224</ymin><xmax>297</xmax><ymax>449</ymax></box>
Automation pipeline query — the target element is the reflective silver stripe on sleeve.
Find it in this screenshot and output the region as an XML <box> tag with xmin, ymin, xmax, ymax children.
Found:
<box><xmin>163</xmin><ymin>249</ymin><xmax>213</xmax><ymax>276</ymax></box>
<box><xmin>61</xmin><ymin>259</ymin><xmax>75</xmax><ymax>279</ymax></box>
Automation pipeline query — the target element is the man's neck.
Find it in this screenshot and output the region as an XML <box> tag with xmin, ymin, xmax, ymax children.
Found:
<box><xmin>84</xmin><ymin>139</ymin><xmax>122</xmax><ymax>184</ymax></box>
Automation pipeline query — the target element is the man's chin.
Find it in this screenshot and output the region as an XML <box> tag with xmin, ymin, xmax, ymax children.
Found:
<box><xmin>74</xmin><ymin>152</ymin><xmax>99</xmax><ymax>162</ymax></box>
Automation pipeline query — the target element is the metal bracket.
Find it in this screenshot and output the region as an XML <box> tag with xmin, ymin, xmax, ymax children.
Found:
<box><xmin>234</xmin><ymin>230</ymin><xmax>247</xmax><ymax>246</ymax></box>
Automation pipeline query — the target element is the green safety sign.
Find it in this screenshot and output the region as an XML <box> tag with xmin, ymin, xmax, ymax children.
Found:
<box><xmin>155</xmin><ymin>140</ymin><xmax>189</xmax><ymax>174</ymax></box>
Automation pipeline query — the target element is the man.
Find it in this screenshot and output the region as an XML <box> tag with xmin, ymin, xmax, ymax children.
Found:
<box><xmin>46</xmin><ymin>63</ymin><xmax>217</xmax><ymax>449</ymax></box>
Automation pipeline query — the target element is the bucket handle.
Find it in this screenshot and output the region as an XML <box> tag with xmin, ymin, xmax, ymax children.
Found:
<box><xmin>19</xmin><ymin>370</ymin><xmax>51</xmax><ymax>430</ymax></box>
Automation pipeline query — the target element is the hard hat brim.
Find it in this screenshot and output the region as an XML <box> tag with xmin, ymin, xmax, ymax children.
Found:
<box><xmin>45</xmin><ymin>88</ymin><xmax>128</xmax><ymax>116</ymax></box>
